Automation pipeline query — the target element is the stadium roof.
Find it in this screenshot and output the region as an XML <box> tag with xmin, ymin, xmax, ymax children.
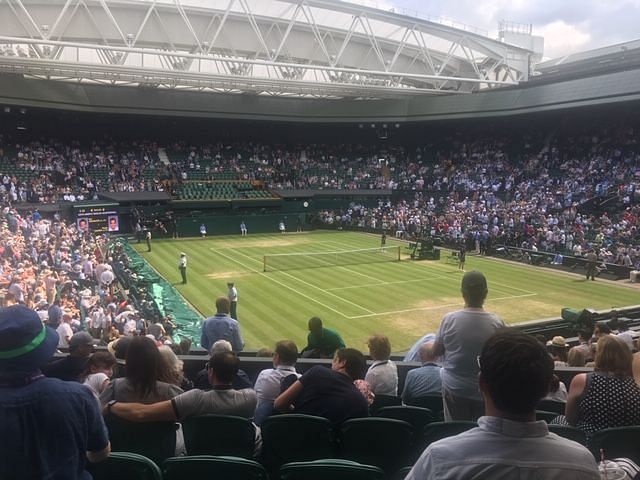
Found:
<box><xmin>0</xmin><ymin>0</ymin><xmax>533</xmax><ymax>99</ymax></box>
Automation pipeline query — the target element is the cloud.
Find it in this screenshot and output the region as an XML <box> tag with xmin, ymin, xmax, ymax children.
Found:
<box><xmin>535</xmin><ymin>20</ymin><xmax>591</xmax><ymax>58</ymax></box>
<box><xmin>371</xmin><ymin>0</ymin><xmax>639</xmax><ymax>58</ymax></box>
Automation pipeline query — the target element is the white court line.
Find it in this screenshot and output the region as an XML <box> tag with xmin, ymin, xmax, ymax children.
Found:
<box><xmin>325</xmin><ymin>275</ymin><xmax>449</xmax><ymax>291</ymax></box>
<box><xmin>327</xmin><ymin>236</ymin><xmax>537</xmax><ymax>296</ymax></box>
<box><xmin>347</xmin><ymin>293</ymin><xmax>538</xmax><ymax>319</ymax></box>
<box><xmin>216</xmin><ymin>247</ymin><xmax>376</xmax><ymax>315</ymax></box>
<box><xmin>229</xmin><ymin>247</ymin><xmax>376</xmax><ymax>314</ymax></box>
<box><xmin>209</xmin><ymin>248</ymin><xmax>350</xmax><ymax>319</ymax></box>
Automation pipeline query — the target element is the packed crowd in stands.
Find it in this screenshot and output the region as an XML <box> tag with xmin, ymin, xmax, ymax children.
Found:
<box><xmin>0</xmin><ymin>207</ymin><xmax>182</xmax><ymax>348</ymax></box>
<box><xmin>3</xmin><ymin>256</ymin><xmax>640</xmax><ymax>478</ymax></box>
<box><xmin>2</xmin><ymin>121</ymin><xmax>640</xmax><ymax>477</ymax></box>
<box><xmin>2</xmin><ymin>123</ymin><xmax>640</xmax><ymax>266</ymax></box>
<box><xmin>1</xmin><ymin>123</ymin><xmax>639</xmax><ymax>202</ymax></box>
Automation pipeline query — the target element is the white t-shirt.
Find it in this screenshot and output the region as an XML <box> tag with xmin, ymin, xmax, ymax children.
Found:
<box><xmin>436</xmin><ymin>308</ymin><xmax>504</xmax><ymax>400</ymax></box>
<box><xmin>56</xmin><ymin>322</ymin><xmax>74</xmax><ymax>348</ymax></box>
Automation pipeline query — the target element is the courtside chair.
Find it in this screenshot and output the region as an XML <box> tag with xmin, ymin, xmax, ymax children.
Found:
<box><xmin>375</xmin><ymin>406</ymin><xmax>434</xmax><ymax>462</ymax></box>
<box><xmin>279</xmin><ymin>459</ymin><xmax>385</xmax><ymax>480</ymax></box>
<box><xmin>182</xmin><ymin>414</ymin><xmax>256</xmax><ymax>458</ymax></box>
<box><xmin>87</xmin><ymin>452</ymin><xmax>162</xmax><ymax>480</ymax></box>
<box><xmin>547</xmin><ymin>425</ymin><xmax>587</xmax><ymax>446</ymax></box>
<box><xmin>338</xmin><ymin>417</ymin><xmax>413</xmax><ymax>474</ymax></box>
<box><xmin>537</xmin><ymin>399</ymin><xmax>566</xmax><ymax>415</ymax></box>
<box><xmin>403</xmin><ymin>395</ymin><xmax>445</xmax><ymax>421</ymax></box>
<box><xmin>163</xmin><ymin>455</ymin><xmax>268</xmax><ymax>480</ymax></box>
<box><xmin>589</xmin><ymin>426</ymin><xmax>640</xmax><ymax>464</ymax></box>
<box><xmin>421</xmin><ymin>421</ymin><xmax>477</xmax><ymax>454</ymax></box>
<box><xmin>105</xmin><ymin>415</ymin><xmax>177</xmax><ymax>465</ymax></box>
<box><xmin>261</xmin><ymin>414</ymin><xmax>335</xmax><ymax>474</ymax></box>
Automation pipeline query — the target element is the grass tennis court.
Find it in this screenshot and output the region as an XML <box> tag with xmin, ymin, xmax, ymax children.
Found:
<box><xmin>133</xmin><ymin>231</ymin><xmax>640</xmax><ymax>351</ymax></box>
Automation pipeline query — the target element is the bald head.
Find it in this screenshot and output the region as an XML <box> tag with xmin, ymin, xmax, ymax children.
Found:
<box><xmin>419</xmin><ymin>342</ymin><xmax>437</xmax><ymax>363</ymax></box>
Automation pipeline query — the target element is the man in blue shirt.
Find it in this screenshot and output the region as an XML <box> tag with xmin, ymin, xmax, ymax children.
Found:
<box><xmin>402</xmin><ymin>342</ymin><xmax>442</xmax><ymax>404</ymax></box>
<box><xmin>0</xmin><ymin>305</ymin><xmax>110</xmax><ymax>480</ymax></box>
<box><xmin>201</xmin><ymin>297</ymin><xmax>244</xmax><ymax>352</ymax></box>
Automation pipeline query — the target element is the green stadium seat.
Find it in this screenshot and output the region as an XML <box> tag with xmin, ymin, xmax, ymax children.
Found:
<box><xmin>403</xmin><ymin>395</ymin><xmax>445</xmax><ymax>421</ymax></box>
<box><xmin>182</xmin><ymin>414</ymin><xmax>256</xmax><ymax>458</ymax></box>
<box><xmin>163</xmin><ymin>455</ymin><xmax>268</xmax><ymax>480</ymax></box>
<box><xmin>375</xmin><ymin>406</ymin><xmax>434</xmax><ymax>462</ymax></box>
<box><xmin>105</xmin><ymin>415</ymin><xmax>177</xmax><ymax>465</ymax></box>
<box><xmin>369</xmin><ymin>394</ymin><xmax>402</xmax><ymax>414</ymax></box>
<box><xmin>280</xmin><ymin>459</ymin><xmax>384</xmax><ymax>480</ymax></box>
<box><xmin>589</xmin><ymin>426</ymin><xmax>640</xmax><ymax>463</ymax></box>
<box><xmin>393</xmin><ymin>465</ymin><xmax>414</xmax><ymax>480</ymax></box>
<box><xmin>375</xmin><ymin>406</ymin><xmax>433</xmax><ymax>433</ymax></box>
<box><xmin>87</xmin><ymin>452</ymin><xmax>162</xmax><ymax>480</ymax></box>
<box><xmin>536</xmin><ymin>410</ymin><xmax>560</xmax><ymax>423</ymax></box>
<box><xmin>547</xmin><ymin>425</ymin><xmax>587</xmax><ymax>446</ymax></box>
<box><xmin>537</xmin><ymin>400</ymin><xmax>566</xmax><ymax>415</ymax></box>
<box><xmin>421</xmin><ymin>421</ymin><xmax>477</xmax><ymax>453</ymax></box>
<box><xmin>261</xmin><ymin>414</ymin><xmax>334</xmax><ymax>473</ymax></box>
<box><xmin>338</xmin><ymin>418</ymin><xmax>413</xmax><ymax>473</ymax></box>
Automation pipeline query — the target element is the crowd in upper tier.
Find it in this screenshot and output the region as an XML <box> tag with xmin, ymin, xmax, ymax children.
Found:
<box><xmin>1</xmin><ymin>121</ymin><xmax>638</xmax><ymax>203</ymax></box>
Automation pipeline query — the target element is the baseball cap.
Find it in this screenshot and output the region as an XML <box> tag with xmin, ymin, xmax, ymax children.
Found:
<box><xmin>68</xmin><ymin>331</ymin><xmax>95</xmax><ymax>351</ymax></box>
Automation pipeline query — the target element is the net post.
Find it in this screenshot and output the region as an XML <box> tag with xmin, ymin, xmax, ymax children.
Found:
<box><xmin>397</xmin><ymin>245</ymin><xmax>401</xmax><ymax>261</ymax></box>
<box><xmin>263</xmin><ymin>255</ymin><xmax>266</xmax><ymax>272</ymax></box>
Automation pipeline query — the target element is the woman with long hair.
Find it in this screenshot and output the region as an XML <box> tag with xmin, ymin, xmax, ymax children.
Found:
<box><xmin>99</xmin><ymin>336</ymin><xmax>183</xmax><ymax>405</ymax></box>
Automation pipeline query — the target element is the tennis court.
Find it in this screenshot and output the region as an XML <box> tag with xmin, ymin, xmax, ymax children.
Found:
<box><xmin>133</xmin><ymin>231</ymin><xmax>640</xmax><ymax>351</ymax></box>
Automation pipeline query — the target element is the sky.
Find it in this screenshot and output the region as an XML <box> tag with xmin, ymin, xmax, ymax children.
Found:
<box><xmin>347</xmin><ymin>0</ymin><xmax>640</xmax><ymax>59</ymax></box>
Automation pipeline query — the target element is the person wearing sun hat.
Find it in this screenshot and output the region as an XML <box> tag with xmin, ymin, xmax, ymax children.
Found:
<box><xmin>0</xmin><ymin>305</ymin><xmax>110</xmax><ymax>479</ymax></box>
<box><xmin>546</xmin><ymin>336</ymin><xmax>569</xmax><ymax>367</ymax></box>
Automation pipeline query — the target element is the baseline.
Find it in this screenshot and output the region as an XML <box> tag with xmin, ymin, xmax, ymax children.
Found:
<box><xmin>347</xmin><ymin>293</ymin><xmax>538</xmax><ymax>319</ymax></box>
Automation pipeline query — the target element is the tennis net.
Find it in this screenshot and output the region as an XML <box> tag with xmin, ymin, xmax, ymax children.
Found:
<box><xmin>263</xmin><ymin>246</ymin><xmax>401</xmax><ymax>272</ymax></box>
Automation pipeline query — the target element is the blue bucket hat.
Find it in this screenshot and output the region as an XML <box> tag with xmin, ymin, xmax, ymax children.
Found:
<box><xmin>0</xmin><ymin>305</ymin><xmax>59</xmax><ymax>372</ymax></box>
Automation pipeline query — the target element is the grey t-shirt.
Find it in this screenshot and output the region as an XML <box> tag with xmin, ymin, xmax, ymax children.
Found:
<box><xmin>436</xmin><ymin>309</ymin><xmax>504</xmax><ymax>399</ymax></box>
<box><xmin>99</xmin><ymin>378</ymin><xmax>183</xmax><ymax>406</ymax></box>
<box><xmin>172</xmin><ymin>387</ymin><xmax>257</xmax><ymax>420</ymax></box>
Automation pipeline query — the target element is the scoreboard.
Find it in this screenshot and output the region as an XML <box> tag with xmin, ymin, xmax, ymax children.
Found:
<box><xmin>75</xmin><ymin>203</ymin><xmax>121</xmax><ymax>234</ymax></box>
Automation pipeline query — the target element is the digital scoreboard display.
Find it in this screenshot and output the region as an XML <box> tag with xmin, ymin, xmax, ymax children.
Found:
<box><xmin>76</xmin><ymin>205</ymin><xmax>120</xmax><ymax>234</ymax></box>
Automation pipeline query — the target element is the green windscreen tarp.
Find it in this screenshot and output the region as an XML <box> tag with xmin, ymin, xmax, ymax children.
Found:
<box><xmin>118</xmin><ymin>240</ymin><xmax>203</xmax><ymax>343</ymax></box>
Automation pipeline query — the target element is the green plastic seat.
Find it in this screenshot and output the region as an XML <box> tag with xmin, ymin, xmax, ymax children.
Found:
<box><xmin>537</xmin><ymin>400</ymin><xmax>566</xmax><ymax>415</ymax></box>
<box><xmin>376</xmin><ymin>405</ymin><xmax>435</xmax><ymax>462</ymax></box>
<box><xmin>369</xmin><ymin>394</ymin><xmax>402</xmax><ymax>414</ymax></box>
<box><xmin>87</xmin><ymin>452</ymin><xmax>162</xmax><ymax>480</ymax></box>
<box><xmin>403</xmin><ymin>395</ymin><xmax>445</xmax><ymax>421</ymax></box>
<box><xmin>589</xmin><ymin>426</ymin><xmax>640</xmax><ymax>463</ymax></box>
<box><xmin>105</xmin><ymin>415</ymin><xmax>177</xmax><ymax>465</ymax></box>
<box><xmin>536</xmin><ymin>410</ymin><xmax>560</xmax><ymax>423</ymax></box>
<box><xmin>338</xmin><ymin>418</ymin><xmax>413</xmax><ymax>474</ymax></box>
<box><xmin>547</xmin><ymin>425</ymin><xmax>587</xmax><ymax>446</ymax></box>
<box><xmin>421</xmin><ymin>421</ymin><xmax>477</xmax><ymax>453</ymax></box>
<box><xmin>280</xmin><ymin>459</ymin><xmax>384</xmax><ymax>480</ymax></box>
<box><xmin>163</xmin><ymin>455</ymin><xmax>268</xmax><ymax>480</ymax></box>
<box><xmin>261</xmin><ymin>414</ymin><xmax>334</xmax><ymax>473</ymax></box>
<box><xmin>182</xmin><ymin>414</ymin><xmax>256</xmax><ymax>458</ymax></box>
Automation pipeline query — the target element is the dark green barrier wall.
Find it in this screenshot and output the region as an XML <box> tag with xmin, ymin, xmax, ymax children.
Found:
<box><xmin>176</xmin><ymin>212</ymin><xmax>309</xmax><ymax>237</ymax></box>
